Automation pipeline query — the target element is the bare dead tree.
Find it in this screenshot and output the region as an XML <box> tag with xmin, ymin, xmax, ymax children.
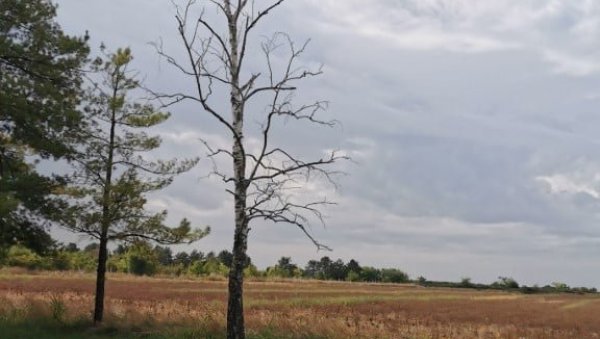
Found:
<box><xmin>155</xmin><ymin>1</ymin><xmax>346</xmax><ymax>338</ymax></box>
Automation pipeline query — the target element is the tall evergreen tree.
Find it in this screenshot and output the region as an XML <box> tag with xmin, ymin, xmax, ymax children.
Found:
<box><xmin>65</xmin><ymin>47</ymin><xmax>209</xmax><ymax>324</ymax></box>
<box><xmin>0</xmin><ymin>0</ymin><xmax>89</xmax><ymax>254</ymax></box>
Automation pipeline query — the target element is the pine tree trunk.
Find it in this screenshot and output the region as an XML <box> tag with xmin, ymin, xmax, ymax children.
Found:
<box><xmin>93</xmin><ymin>235</ymin><xmax>108</xmax><ymax>324</ymax></box>
<box><xmin>94</xmin><ymin>66</ymin><xmax>117</xmax><ymax>325</ymax></box>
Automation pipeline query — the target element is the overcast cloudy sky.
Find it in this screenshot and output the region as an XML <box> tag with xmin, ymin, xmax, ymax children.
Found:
<box><xmin>52</xmin><ymin>0</ymin><xmax>600</xmax><ymax>287</ymax></box>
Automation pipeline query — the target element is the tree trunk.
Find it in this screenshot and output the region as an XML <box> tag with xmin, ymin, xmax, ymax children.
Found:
<box><xmin>226</xmin><ymin>84</ymin><xmax>248</xmax><ymax>338</ymax></box>
<box><xmin>225</xmin><ymin>3</ymin><xmax>248</xmax><ymax>337</ymax></box>
<box><xmin>227</xmin><ymin>216</ymin><xmax>248</xmax><ymax>339</ymax></box>
<box><xmin>93</xmin><ymin>235</ymin><xmax>108</xmax><ymax>324</ymax></box>
<box><xmin>93</xmin><ymin>66</ymin><xmax>118</xmax><ymax>325</ymax></box>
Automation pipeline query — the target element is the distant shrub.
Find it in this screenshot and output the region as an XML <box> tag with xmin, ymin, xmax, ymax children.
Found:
<box><xmin>187</xmin><ymin>260</ymin><xmax>204</xmax><ymax>276</ymax></box>
<box><xmin>107</xmin><ymin>254</ymin><xmax>127</xmax><ymax>273</ymax></box>
<box><xmin>381</xmin><ymin>268</ymin><xmax>409</xmax><ymax>283</ymax></box>
<box><xmin>158</xmin><ymin>263</ymin><xmax>187</xmax><ymax>276</ymax></box>
<box><xmin>125</xmin><ymin>242</ymin><xmax>159</xmax><ymax>276</ymax></box>
<box><xmin>492</xmin><ymin>276</ymin><xmax>519</xmax><ymax>289</ymax></box>
<box><xmin>266</xmin><ymin>257</ymin><xmax>300</xmax><ymax>278</ymax></box>
<box><xmin>359</xmin><ymin>266</ymin><xmax>382</xmax><ymax>282</ymax></box>
<box><xmin>265</xmin><ymin>266</ymin><xmax>288</xmax><ymax>278</ymax></box>
<box><xmin>50</xmin><ymin>251</ymin><xmax>71</xmax><ymax>271</ymax></box>
<box><xmin>346</xmin><ymin>270</ymin><xmax>360</xmax><ymax>282</ymax></box>
<box><xmin>127</xmin><ymin>254</ymin><xmax>157</xmax><ymax>276</ymax></box>
<box><xmin>551</xmin><ymin>282</ymin><xmax>569</xmax><ymax>292</ymax></box>
<box><xmin>244</xmin><ymin>264</ymin><xmax>260</xmax><ymax>278</ymax></box>
<box><xmin>68</xmin><ymin>251</ymin><xmax>96</xmax><ymax>272</ymax></box>
<box><xmin>571</xmin><ymin>287</ymin><xmax>597</xmax><ymax>294</ymax></box>
<box><xmin>6</xmin><ymin>245</ymin><xmax>48</xmax><ymax>270</ymax></box>
<box><xmin>188</xmin><ymin>258</ymin><xmax>229</xmax><ymax>277</ymax></box>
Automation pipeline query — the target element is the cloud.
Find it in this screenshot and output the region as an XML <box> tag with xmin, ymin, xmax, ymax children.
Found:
<box><xmin>302</xmin><ymin>0</ymin><xmax>517</xmax><ymax>54</ymax></box>
<box><xmin>537</xmin><ymin>174</ymin><xmax>600</xmax><ymax>199</ymax></box>
<box><xmin>359</xmin><ymin>27</ymin><xmax>517</xmax><ymax>53</ymax></box>
<box><xmin>51</xmin><ymin>0</ymin><xmax>600</xmax><ymax>287</ymax></box>
<box><xmin>297</xmin><ymin>0</ymin><xmax>600</xmax><ymax>76</ymax></box>
<box><xmin>542</xmin><ymin>50</ymin><xmax>600</xmax><ymax>76</ymax></box>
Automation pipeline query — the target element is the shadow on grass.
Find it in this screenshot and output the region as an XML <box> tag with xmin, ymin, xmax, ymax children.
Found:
<box><xmin>0</xmin><ymin>318</ymin><xmax>153</xmax><ymax>339</ymax></box>
<box><xmin>0</xmin><ymin>319</ymin><xmax>329</xmax><ymax>339</ymax></box>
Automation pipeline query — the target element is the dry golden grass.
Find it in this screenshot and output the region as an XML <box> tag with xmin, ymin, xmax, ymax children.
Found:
<box><xmin>1</xmin><ymin>270</ymin><xmax>599</xmax><ymax>338</ymax></box>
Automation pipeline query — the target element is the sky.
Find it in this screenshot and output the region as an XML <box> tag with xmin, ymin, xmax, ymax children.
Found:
<box><xmin>51</xmin><ymin>0</ymin><xmax>600</xmax><ymax>288</ymax></box>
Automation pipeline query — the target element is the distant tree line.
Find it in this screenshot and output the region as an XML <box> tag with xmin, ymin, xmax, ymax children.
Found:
<box><xmin>1</xmin><ymin>242</ymin><xmax>595</xmax><ymax>294</ymax></box>
<box><xmin>416</xmin><ymin>275</ymin><xmax>597</xmax><ymax>295</ymax></box>
<box><xmin>0</xmin><ymin>241</ymin><xmax>408</xmax><ymax>283</ymax></box>
<box><xmin>0</xmin><ymin>242</ymin><xmax>239</xmax><ymax>278</ymax></box>
<box><xmin>266</xmin><ymin>256</ymin><xmax>409</xmax><ymax>283</ymax></box>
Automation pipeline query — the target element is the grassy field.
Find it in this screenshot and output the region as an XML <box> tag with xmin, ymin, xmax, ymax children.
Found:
<box><xmin>0</xmin><ymin>270</ymin><xmax>599</xmax><ymax>338</ymax></box>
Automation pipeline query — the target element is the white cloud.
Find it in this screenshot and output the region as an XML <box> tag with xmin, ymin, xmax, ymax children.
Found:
<box><xmin>302</xmin><ymin>0</ymin><xmax>600</xmax><ymax>76</ymax></box>
<box><xmin>537</xmin><ymin>174</ymin><xmax>600</xmax><ymax>198</ymax></box>
<box><xmin>542</xmin><ymin>50</ymin><xmax>600</xmax><ymax>77</ymax></box>
<box><xmin>358</xmin><ymin>26</ymin><xmax>517</xmax><ymax>53</ymax></box>
<box><xmin>307</xmin><ymin>0</ymin><xmax>517</xmax><ymax>54</ymax></box>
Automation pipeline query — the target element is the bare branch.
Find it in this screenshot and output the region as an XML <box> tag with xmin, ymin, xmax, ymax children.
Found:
<box><xmin>251</xmin><ymin>150</ymin><xmax>348</xmax><ymax>182</ymax></box>
<box><xmin>170</xmin><ymin>6</ymin><xmax>248</xmax><ymax>161</ymax></box>
<box><xmin>248</xmin><ymin>210</ymin><xmax>331</xmax><ymax>251</ymax></box>
<box><xmin>238</xmin><ymin>0</ymin><xmax>285</xmax><ymax>77</ymax></box>
<box><xmin>198</xmin><ymin>137</ymin><xmax>236</xmax><ymax>183</ymax></box>
<box><xmin>197</xmin><ymin>15</ymin><xmax>232</xmax><ymax>67</ymax></box>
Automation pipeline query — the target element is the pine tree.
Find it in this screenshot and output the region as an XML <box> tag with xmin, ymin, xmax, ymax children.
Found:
<box><xmin>0</xmin><ymin>0</ymin><xmax>89</xmax><ymax>254</ymax></box>
<box><xmin>65</xmin><ymin>47</ymin><xmax>209</xmax><ymax>324</ymax></box>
